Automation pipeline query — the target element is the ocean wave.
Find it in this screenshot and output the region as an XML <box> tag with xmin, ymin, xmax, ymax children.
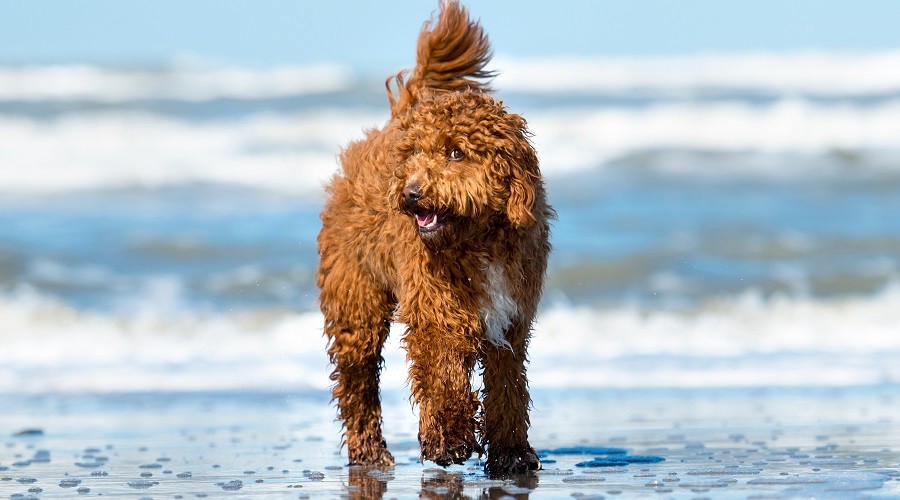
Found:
<box><xmin>0</xmin><ymin>110</ymin><xmax>383</xmax><ymax>194</ymax></box>
<box><xmin>0</xmin><ymin>63</ymin><xmax>354</xmax><ymax>102</ymax></box>
<box><xmin>3</xmin><ymin>97</ymin><xmax>900</xmax><ymax>195</ymax></box>
<box><xmin>533</xmin><ymin>286</ymin><xmax>900</xmax><ymax>388</ymax></box>
<box><xmin>3</xmin><ymin>51</ymin><xmax>900</xmax><ymax>103</ymax></box>
<box><xmin>495</xmin><ymin>50</ymin><xmax>900</xmax><ymax>96</ymax></box>
<box><xmin>1</xmin><ymin>285</ymin><xmax>897</xmax><ymax>393</ymax></box>
<box><xmin>530</xmin><ymin>99</ymin><xmax>900</xmax><ymax>175</ymax></box>
<box><xmin>0</xmin><ymin>287</ymin><xmax>328</xmax><ymax>393</ymax></box>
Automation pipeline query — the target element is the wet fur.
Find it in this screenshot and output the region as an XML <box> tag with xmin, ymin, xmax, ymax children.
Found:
<box><xmin>316</xmin><ymin>0</ymin><xmax>552</xmax><ymax>478</ymax></box>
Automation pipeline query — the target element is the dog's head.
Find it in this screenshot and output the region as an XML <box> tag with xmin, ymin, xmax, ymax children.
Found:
<box><xmin>392</xmin><ymin>89</ymin><xmax>540</xmax><ymax>244</ymax></box>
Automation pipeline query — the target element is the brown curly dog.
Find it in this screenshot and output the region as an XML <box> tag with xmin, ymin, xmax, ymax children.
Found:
<box><xmin>317</xmin><ymin>0</ymin><xmax>552</xmax><ymax>477</ymax></box>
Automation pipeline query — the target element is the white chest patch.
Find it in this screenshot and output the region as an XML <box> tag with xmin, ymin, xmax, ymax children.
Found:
<box><xmin>480</xmin><ymin>262</ymin><xmax>519</xmax><ymax>349</ymax></box>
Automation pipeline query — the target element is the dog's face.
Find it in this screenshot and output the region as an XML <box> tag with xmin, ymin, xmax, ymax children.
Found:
<box><xmin>392</xmin><ymin>90</ymin><xmax>539</xmax><ymax>244</ymax></box>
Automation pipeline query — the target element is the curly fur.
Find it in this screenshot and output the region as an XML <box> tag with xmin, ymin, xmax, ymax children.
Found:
<box><xmin>317</xmin><ymin>0</ymin><xmax>552</xmax><ymax>478</ymax></box>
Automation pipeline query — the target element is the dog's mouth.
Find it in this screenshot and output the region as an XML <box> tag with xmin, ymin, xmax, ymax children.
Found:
<box><xmin>414</xmin><ymin>208</ymin><xmax>445</xmax><ymax>233</ymax></box>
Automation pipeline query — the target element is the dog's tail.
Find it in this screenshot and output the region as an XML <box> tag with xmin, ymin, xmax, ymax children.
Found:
<box><xmin>386</xmin><ymin>0</ymin><xmax>494</xmax><ymax>117</ymax></box>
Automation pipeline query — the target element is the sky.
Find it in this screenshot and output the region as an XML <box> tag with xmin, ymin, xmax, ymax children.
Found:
<box><xmin>2</xmin><ymin>0</ymin><xmax>900</xmax><ymax>70</ymax></box>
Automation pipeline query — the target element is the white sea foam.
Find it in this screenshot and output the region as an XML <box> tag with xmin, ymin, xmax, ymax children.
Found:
<box><xmin>0</xmin><ymin>286</ymin><xmax>330</xmax><ymax>393</ymax></box>
<box><xmin>0</xmin><ymin>110</ymin><xmax>384</xmax><ymax>194</ymax></box>
<box><xmin>0</xmin><ymin>63</ymin><xmax>353</xmax><ymax>102</ymax></box>
<box><xmin>3</xmin><ymin>51</ymin><xmax>900</xmax><ymax>102</ymax></box>
<box><xmin>529</xmin><ymin>98</ymin><xmax>900</xmax><ymax>175</ymax></box>
<box><xmin>494</xmin><ymin>50</ymin><xmax>900</xmax><ymax>96</ymax></box>
<box><xmin>1</xmin><ymin>285</ymin><xmax>898</xmax><ymax>394</ymax></box>
<box><xmin>531</xmin><ymin>286</ymin><xmax>900</xmax><ymax>389</ymax></box>
<box><xmin>3</xmin><ymin>98</ymin><xmax>900</xmax><ymax>195</ymax></box>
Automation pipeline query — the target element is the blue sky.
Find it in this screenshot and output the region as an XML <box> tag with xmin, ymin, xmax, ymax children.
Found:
<box><xmin>2</xmin><ymin>0</ymin><xmax>900</xmax><ymax>70</ymax></box>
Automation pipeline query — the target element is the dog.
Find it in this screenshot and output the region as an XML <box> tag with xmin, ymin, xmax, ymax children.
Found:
<box><xmin>316</xmin><ymin>0</ymin><xmax>552</xmax><ymax>477</ymax></box>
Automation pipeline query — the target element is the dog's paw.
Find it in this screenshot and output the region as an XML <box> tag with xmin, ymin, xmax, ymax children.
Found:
<box><xmin>484</xmin><ymin>446</ymin><xmax>541</xmax><ymax>478</ymax></box>
<box><xmin>428</xmin><ymin>449</ymin><xmax>469</xmax><ymax>467</ymax></box>
<box><xmin>421</xmin><ymin>436</ymin><xmax>479</xmax><ymax>467</ymax></box>
<box><xmin>348</xmin><ymin>440</ymin><xmax>395</xmax><ymax>467</ymax></box>
<box><xmin>350</xmin><ymin>450</ymin><xmax>395</xmax><ymax>467</ymax></box>
<box><xmin>422</xmin><ymin>442</ymin><xmax>474</xmax><ymax>467</ymax></box>
<box><xmin>369</xmin><ymin>449</ymin><xmax>396</xmax><ymax>467</ymax></box>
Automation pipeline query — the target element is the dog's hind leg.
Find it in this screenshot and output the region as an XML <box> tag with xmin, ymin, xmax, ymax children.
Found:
<box><xmin>318</xmin><ymin>256</ymin><xmax>395</xmax><ymax>466</ymax></box>
<box><xmin>480</xmin><ymin>318</ymin><xmax>541</xmax><ymax>477</ymax></box>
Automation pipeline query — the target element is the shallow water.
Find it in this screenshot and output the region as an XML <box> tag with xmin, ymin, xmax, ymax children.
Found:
<box><xmin>2</xmin><ymin>171</ymin><xmax>898</xmax><ymax>314</ymax></box>
<box><xmin>2</xmin><ymin>386</ymin><xmax>898</xmax><ymax>498</ymax></box>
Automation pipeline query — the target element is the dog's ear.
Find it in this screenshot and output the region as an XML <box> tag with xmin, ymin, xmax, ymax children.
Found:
<box><xmin>501</xmin><ymin>116</ymin><xmax>540</xmax><ymax>228</ymax></box>
<box><xmin>495</xmin><ymin>110</ymin><xmax>541</xmax><ymax>227</ymax></box>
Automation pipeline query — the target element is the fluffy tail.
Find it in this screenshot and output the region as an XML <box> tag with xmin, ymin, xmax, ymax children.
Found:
<box><xmin>386</xmin><ymin>0</ymin><xmax>494</xmax><ymax>117</ymax></box>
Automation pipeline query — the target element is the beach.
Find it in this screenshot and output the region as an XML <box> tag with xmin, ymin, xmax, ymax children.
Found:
<box><xmin>2</xmin><ymin>52</ymin><xmax>900</xmax><ymax>498</ymax></box>
<box><xmin>3</xmin><ymin>386</ymin><xmax>899</xmax><ymax>498</ymax></box>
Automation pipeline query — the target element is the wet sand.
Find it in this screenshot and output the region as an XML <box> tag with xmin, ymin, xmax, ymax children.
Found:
<box><xmin>2</xmin><ymin>386</ymin><xmax>899</xmax><ymax>498</ymax></box>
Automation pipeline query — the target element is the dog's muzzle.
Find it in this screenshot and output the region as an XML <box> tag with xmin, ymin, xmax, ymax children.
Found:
<box><xmin>402</xmin><ymin>183</ymin><xmax>444</xmax><ymax>234</ymax></box>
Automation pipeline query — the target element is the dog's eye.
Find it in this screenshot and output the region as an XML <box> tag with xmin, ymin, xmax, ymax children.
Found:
<box><xmin>448</xmin><ymin>148</ymin><xmax>465</xmax><ymax>161</ymax></box>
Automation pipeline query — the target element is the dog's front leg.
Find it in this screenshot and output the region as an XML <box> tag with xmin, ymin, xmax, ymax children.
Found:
<box><xmin>319</xmin><ymin>253</ymin><xmax>395</xmax><ymax>466</ymax></box>
<box><xmin>481</xmin><ymin>318</ymin><xmax>540</xmax><ymax>477</ymax></box>
<box><xmin>404</xmin><ymin>322</ymin><xmax>481</xmax><ymax>467</ymax></box>
<box><xmin>325</xmin><ymin>316</ymin><xmax>394</xmax><ymax>467</ymax></box>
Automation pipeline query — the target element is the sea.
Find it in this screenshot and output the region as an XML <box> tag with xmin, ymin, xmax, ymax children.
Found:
<box><xmin>1</xmin><ymin>51</ymin><xmax>899</xmax><ymax>396</ymax></box>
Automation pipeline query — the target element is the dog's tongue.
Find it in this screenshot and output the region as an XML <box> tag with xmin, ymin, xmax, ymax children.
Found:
<box><xmin>416</xmin><ymin>210</ymin><xmax>437</xmax><ymax>229</ymax></box>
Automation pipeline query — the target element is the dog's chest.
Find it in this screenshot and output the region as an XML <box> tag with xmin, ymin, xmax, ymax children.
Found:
<box><xmin>479</xmin><ymin>262</ymin><xmax>518</xmax><ymax>348</ymax></box>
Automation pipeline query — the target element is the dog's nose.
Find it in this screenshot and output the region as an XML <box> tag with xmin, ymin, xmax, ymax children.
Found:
<box><xmin>402</xmin><ymin>183</ymin><xmax>421</xmax><ymax>206</ymax></box>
